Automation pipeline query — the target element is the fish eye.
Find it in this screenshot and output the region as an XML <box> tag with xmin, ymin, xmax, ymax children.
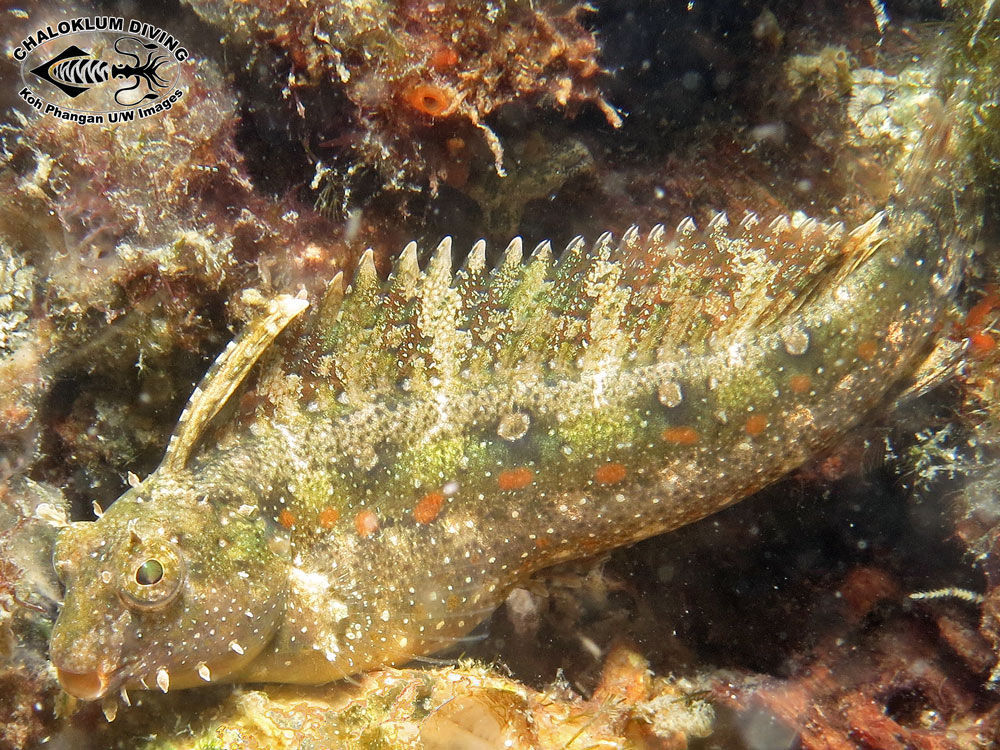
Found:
<box><xmin>118</xmin><ymin>539</ymin><xmax>185</xmax><ymax>611</ymax></box>
<box><xmin>135</xmin><ymin>559</ymin><xmax>164</xmax><ymax>586</ymax></box>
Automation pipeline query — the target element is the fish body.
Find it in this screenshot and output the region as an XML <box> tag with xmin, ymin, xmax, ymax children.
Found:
<box><xmin>50</xmin><ymin>108</ymin><xmax>969</xmax><ymax>701</ymax></box>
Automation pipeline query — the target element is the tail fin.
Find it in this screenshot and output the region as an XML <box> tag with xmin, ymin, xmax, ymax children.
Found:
<box><xmin>892</xmin><ymin>79</ymin><xmax>978</xmax><ymax>221</ymax></box>
<box><xmin>886</xmin><ymin>82</ymin><xmax>977</xmax><ymax>307</ymax></box>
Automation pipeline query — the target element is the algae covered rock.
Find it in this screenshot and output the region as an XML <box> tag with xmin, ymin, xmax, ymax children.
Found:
<box><xmin>0</xmin><ymin>477</ymin><xmax>67</xmax><ymax>749</ymax></box>
<box><xmin>134</xmin><ymin>647</ymin><xmax>713</xmax><ymax>750</ymax></box>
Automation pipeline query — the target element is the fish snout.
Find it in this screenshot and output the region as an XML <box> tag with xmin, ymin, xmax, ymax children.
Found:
<box><xmin>55</xmin><ymin>666</ymin><xmax>114</xmax><ymax>700</ymax></box>
<box><xmin>49</xmin><ymin>611</ymin><xmax>128</xmax><ymax>701</ymax></box>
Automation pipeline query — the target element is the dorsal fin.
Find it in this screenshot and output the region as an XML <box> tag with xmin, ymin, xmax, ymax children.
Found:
<box><xmin>298</xmin><ymin>211</ymin><xmax>889</xmax><ymax>409</ymax></box>
<box><xmin>160</xmin><ymin>294</ymin><xmax>309</xmax><ymax>473</ymax></box>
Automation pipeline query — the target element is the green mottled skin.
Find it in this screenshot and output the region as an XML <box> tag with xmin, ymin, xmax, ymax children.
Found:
<box><xmin>50</xmin><ymin>106</ymin><xmax>970</xmax><ymax>701</ymax></box>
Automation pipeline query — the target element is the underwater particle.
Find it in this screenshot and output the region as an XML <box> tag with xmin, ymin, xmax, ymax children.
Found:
<box><xmin>781</xmin><ymin>326</ymin><xmax>810</xmax><ymax>356</ymax></box>
<box><xmin>414</xmin><ymin>491</ymin><xmax>445</xmax><ymax>524</ymax></box>
<box><xmin>657</xmin><ymin>380</ymin><xmax>684</xmax><ymax>408</ymax></box>
<box><xmin>735</xmin><ymin>706</ymin><xmax>801</xmax><ymax>750</ymax></box>
<box><xmin>156</xmin><ymin>667</ymin><xmax>170</xmax><ymax>693</ymax></box>
<box><xmin>752</xmin><ymin>7</ymin><xmax>785</xmax><ymax>50</ymax></box>
<box><xmin>496</xmin><ymin>411</ymin><xmax>531</xmax><ymax>441</ymax></box>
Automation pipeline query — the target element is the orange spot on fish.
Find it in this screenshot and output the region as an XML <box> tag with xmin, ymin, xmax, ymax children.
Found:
<box><xmin>789</xmin><ymin>374</ymin><xmax>811</xmax><ymax>394</ymax></box>
<box><xmin>414</xmin><ymin>491</ymin><xmax>445</xmax><ymax>524</ymax></box>
<box><xmin>594</xmin><ymin>462</ymin><xmax>627</xmax><ymax>485</ymax></box>
<box><xmin>745</xmin><ymin>414</ymin><xmax>768</xmax><ymax>436</ymax></box>
<box><xmin>318</xmin><ymin>507</ymin><xmax>340</xmax><ymax>529</ymax></box>
<box><xmin>535</xmin><ymin>537</ymin><xmax>551</xmax><ymax>549</ymax></box>
<box><xmin>662</xmin><ymin>426</ymin><xmax>700</xmax><ymax>445</ymax></box>
<box><xmin>970</xmin><ymin>331</ymin><xmax>996</xmax><ymax>357</ymax></box>
<box><xmin>355</xmin><ymin>509</ymin><xmax>379</xmax><ymax>537</ymax></box>
<box><xmin>857</xmin><ymin>339</ymin><xmax>878</xmax><ymax>361</ymax></box>
<box><xmin>498</xmin><ymin>467</ymin><xmax>534</xmax><ymax>491</ymax></box>
<box><xmin>278</xmin><ymin>510</ymin><xmax>296</xmax><ymax>529</ymax></box>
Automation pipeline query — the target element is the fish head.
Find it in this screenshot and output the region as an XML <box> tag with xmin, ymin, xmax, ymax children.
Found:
<box><xmin>50</xmin><ymin>477</ymin><xmax>289</xmax><ymax>700</ymax></box>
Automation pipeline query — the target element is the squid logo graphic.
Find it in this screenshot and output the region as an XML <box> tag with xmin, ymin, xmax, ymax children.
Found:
<box><xmin>30</xmin><ymin>36</ymin><xmax>171</xmax><ymax>107</ymax></box>
<box><xmin>13</xmin><ymin>16</ymin><xmax>188</xmax><ymax>125</ymax></box>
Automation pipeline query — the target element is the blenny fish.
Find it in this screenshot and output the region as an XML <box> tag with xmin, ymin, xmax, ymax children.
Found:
<box><xmin>49</xmin><ymin>100</ymin><xmax>969</xmax><ymax>704</ymax></box>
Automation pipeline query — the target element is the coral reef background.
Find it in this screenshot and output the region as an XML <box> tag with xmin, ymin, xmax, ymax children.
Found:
<box><xmin>1</xmin><ymin>0</ymin><xmax>1000</xmax><ymax>747</ymax></box>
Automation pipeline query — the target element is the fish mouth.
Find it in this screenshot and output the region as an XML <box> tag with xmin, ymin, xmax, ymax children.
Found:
<box><xmin>56</xmin><ymin>667</ymin><xmax>113</xmax><ymax>700</ymax></box>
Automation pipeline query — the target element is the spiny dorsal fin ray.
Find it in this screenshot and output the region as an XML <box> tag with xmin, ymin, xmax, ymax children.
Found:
<box><xmin>758</xmin><ymin>211</ymin><xmax>887</xmax><ymax>328</ymax></box>
<box><xmin>390</xmin><ymin>242</ymin><xmax>420</xmax><ymax>298</ymax></box>
<box><xmin>417</xmin><ymin>238</ymin><xmax>464</xmax><ymax>383</ymax></box>
<box><xmin>304</xmin><ymin>211</ymin><xmax>890</xmax><ymax>403</ymax></box>
<box><xmin>322</xmin><ymin>248</ymin><xmax>391</xmax><ymax>400</ymax></box>
<box><xmin>489</xmin><ymin>240</ymin><xmax>554</xmax><ymax>372</ymax></box>
<box><xmin>162</xmin><ymin>294</ymin><xmax>309</xmax><ymax>473</ymax></box>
